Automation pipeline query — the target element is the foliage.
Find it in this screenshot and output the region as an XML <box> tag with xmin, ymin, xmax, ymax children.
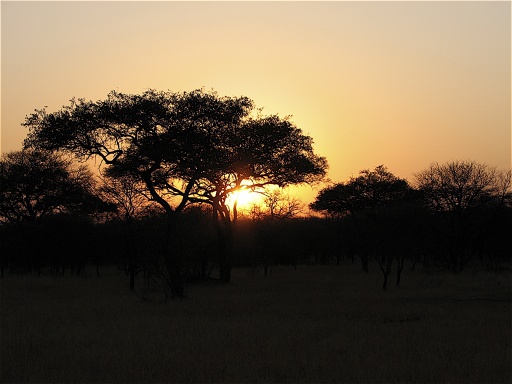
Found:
<box><xmin>23</xmin><ymin>89</ymin><xmax>327</xmax><ymax>288</ymax></box>
<box><xmin>309</xmin><ymin>165</ymin><xmax>413</xmax><ymax>217</ymax></box>
<box><xmin>0</xmin><ymin>214</ymin><xmax>98</xmax><ymax>275</ymax></box>
<box><xmin>415</xmin><ymin>160</ymin><xmax>511</xmax><ymax>213</ymax></box>
<box><xmin>248</xmin><ymin>188</ymin><xmax>305</xmax><ymax>220</ymax></box>
<box><xmin>310</xmin><ymin>165</ymin><xmax>417</xmax><ymax>286</ymax></box>
<box><xmin>414</xmin><ymin>160</ymin><xmax>512</xmax><ymax>272</ymax></box>
<box><xmin>0</xmin><ymin>149</ymin><xmax>106</xmax><ymax>224</ymax></box>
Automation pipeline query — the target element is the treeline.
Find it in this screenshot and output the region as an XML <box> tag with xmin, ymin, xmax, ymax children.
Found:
<box><xmin>308</xmin><ymin>163</ymin><xmax>512</xmax><ymax>289</ymax></box>
<box><xmin>1</xmin><ymin>197</ymin><xmax>510</xmax><ymax>287</ymax></box>
<box><xmin>1</xmin><ymin>159</ymin><xmax>510</xmax><ymax>293</ymax></box>
<box><xmin>1</xmin><ymin>89</ymin><xmax>511</xmax><ymax>295</ymax></box>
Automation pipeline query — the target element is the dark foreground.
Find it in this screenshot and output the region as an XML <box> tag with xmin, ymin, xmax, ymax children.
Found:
<box><xmin>1</xmin><ymin>264</ymin><xmax>511</xmax><ymax>383</ymax></box>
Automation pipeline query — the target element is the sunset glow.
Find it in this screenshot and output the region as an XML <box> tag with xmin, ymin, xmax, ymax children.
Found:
<box><xmin>227</xmin><ymin>188</ymin><xmax>262</xmax><ymax>212</ymax></box>
<box><xmin>2</xmin><ymin>1</ymin><xmax>510</xmax><ymax>206</ymax></box>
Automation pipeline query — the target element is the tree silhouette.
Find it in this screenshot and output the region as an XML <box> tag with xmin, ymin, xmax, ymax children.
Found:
<box><xmin>184</xmin><ymin>114</ymin><xmax>327</xmax><ymax>282</ymax></box>
<box><xmin>23</xmin><ymin>89</ymin><xmax>327</xmax><ymax>290</ymax></box>
<box><xmin>310</xmin><ymin>165</ymin><xmax>411</xmax><ymax>217</ymax></box>
<box><xmin>311</xmin><ymin>165</ymin><xmax>415</xmax><ymax>289</ymax></box>
<box><xmin>0</xmin><ymin>149</ymin><xmax>107</xmax><ymax>276</ymax></box>
<box><xmin>249</xmin><ymin>188</ymin><xmax>305</xmax><ymax>221</ymax></box>
<box><xmin>24</xmin><ymin>90</ymin><xmax>250</xmax><ymax>297</ymax></box>
<box><xmin>0</xmin><ymin>149</ymin><xmax>102</xmax><ymax>224</ymax></box>
<box><xmin>414</xmin><ymin>160</ymin><xmax>512</xmax><ymax>272</ymax></box>
<box><xmin>98</xmin><ymin>170</ymin><xmax>160</xmax><ymax>290</ymax></box>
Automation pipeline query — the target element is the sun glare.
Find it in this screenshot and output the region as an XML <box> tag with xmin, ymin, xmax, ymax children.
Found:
<box><xmin>227</xmin><ymin>188</ymin><xmax>260</xmax><ymax>210</ymax></box>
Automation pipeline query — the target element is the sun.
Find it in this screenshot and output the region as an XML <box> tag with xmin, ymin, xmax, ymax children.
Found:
<box><xmin>227</xmin><ymin>188</ymin><xmax>261</xmax><ymax>210</ymax></box>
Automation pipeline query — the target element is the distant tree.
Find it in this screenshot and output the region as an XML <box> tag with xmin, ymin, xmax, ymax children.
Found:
<box><xmin>0</xmin><ymin>149</ymin><xmax>108</xmax><ymax>276</ymax></box>
<box><xmin>310</xmin><ymin>165</ymin><xmax>411</xmax><ymax>218</ymax></box>
<box><xmin>311</xmin><ymin>165</ymin><xmax>415</xmax><ymax>286</ymax></box>
<box><xmin>249</xmin><ymin>188</ymin><xmax>305</xmax><ymax>221</ymax></box>
<box><xmin>98</xmin><ymin>170</ymin><xmax>160</xmax><ymax>290</ymax></box>
<box><xmin>414</xmin><ymin>160</ymin><xmax>512</xmax><ymax>272</ymax></box>
<box><xmin>0</xmin><ymin>149</ymin><xmax>103</xmax><ymax>224</ymax></box>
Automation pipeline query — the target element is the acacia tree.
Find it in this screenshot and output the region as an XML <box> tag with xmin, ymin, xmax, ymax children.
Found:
<box><xmin>0</xmin><ymin>149</ymin><xmax>106</xmax><ymax>276</ymax></box>
<box><xmin>23</xmin><ymin>89</ymin><xmax>327</xmax><ymax>291</ymax></box>
<box><xmin>176</xmin><ymin>113</ymin><xmax>327</xmax><ymax>282</ymax></box>
<box><xmin>24</xmin><ymin>90</ymin><xmax>253</xmax><ymax>297</ymax></box>
<box><xmin>0</xmin><ymin>149</ymin><xmax>102</xmax><ymax>224</ymax></box>
<box><xmin>310</xmin><ymin>165</ymin><xmax>415</xmax><ymax>289</ymax></box>
<box><xmin>414</xmin><ymin>160</ymin><xmax>512</xmax><ymax>272</ymax></box>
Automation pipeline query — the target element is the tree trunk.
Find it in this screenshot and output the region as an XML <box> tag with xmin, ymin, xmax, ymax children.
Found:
<box><xmin>379</xmin><ymin>253</ymin><xmax>392</xmax><ymax>291</ymax></box>
<box><xmin>213</xmin><ymin>201</ymin><xmax>234</xmax><ymax>284</ymax></box>
<box><xmin>163</xmin><ymin>252</ymin><xmax>184</xmax><ymax>298</ymax></box>
<box><xmin>361</xmin><ymin>253</ymin><xmax>369</xmax><ymax>273</ymax></box>
<box><xmin>164</xmin><ymin>217</ymin><xmax>184</xmax><ymax>299</ymax></box>
<box><xmin>142</xmin><ymin>174</ymin><xmax>184</xmax><ymax>299</ymax></box>
<box><xmin>200</xmin><ymin>251</ymin><xmax>208</xmax><ymax>280</ymax></box>
<box><xmin>396</xmin><ymin>254</ymin><xmax>405</xmax><ymax>287</ymax></box>
<box><xmin>382</xmin><ymin>271</ymin><xmax>389</xmax><ymax>291</ymax></box>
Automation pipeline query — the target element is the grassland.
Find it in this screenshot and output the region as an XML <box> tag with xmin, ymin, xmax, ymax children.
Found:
<box><xmin>1</xmin><ymin>264</ymin><xmax>511</xmax><ymax>383</ymax></box>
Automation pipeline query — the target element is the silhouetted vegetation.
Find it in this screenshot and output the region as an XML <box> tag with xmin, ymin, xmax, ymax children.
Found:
<box><xmin>310</xmin><ymin>166</ymin><xmax>422</xmax><ymax>289</ymax></box>
<box><xmin>0</xmin><ymin>149</ymin><xmax>107</xmax><ymax>224</ymax></box>
<box><xmin>414</xmin><ymin>160</ymin><xmax>512</xmax><ymax>273</ymax></box>
<box><xmin>22</xmin><ymin>89</ymin><xmax>327</xmax><ymax>296</ymax></box>
<box><xmin>1</xmin><ymin>89</ymin><xmax>511</xmax><ymax>383</ymax></box>
<box><xmin>309</xmin><ymin>163</ymin><xmax>512</xmax><ymax>290</ymax></box>
<box><xmin>0</xmin><ymin>92</ymin><xmax>509</xmax><ymax>291</ymax></box>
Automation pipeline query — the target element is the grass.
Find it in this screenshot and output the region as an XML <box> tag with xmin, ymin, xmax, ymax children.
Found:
<box><xmin>1</xmin><ymin>263</ymin><xmax>511</xmax><ymax>383</ymax></box>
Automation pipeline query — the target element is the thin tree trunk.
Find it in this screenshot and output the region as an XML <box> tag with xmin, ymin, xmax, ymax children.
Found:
<box><xmin>163</xmin><ymin>216</ymin><xmax>184</xmax><ymax>298</ymax></box>
<box><xmin>142</xmin><ymin>174</ymin><xmax>185</xmax><ymax>299</ymax></box>
<box><xmin>379</xmin><ymin>252</ymin><xmax>392</xmax><ymax>291</ymax></box>
<box><xmin>396</xmin><ymin>254</ymin><xmax>405</xmax><ymax>287</ymax></box>
<box><xmin>361</xmin><ymin>253</ymin><xmax>369</xmax><ymax>273</ymax></box>
<box><xmin>214</xmin><ymin>201</ymin><xmax>234</xmax><ymax>283</ymax></box>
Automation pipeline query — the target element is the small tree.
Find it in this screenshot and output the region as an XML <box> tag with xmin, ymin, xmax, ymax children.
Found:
<box><xmin>249</xmin><ymin>188</ymin><xmax>305</xmax><ymax>221</ymax></box>
<box><xmin>99</xmin><ymin>170</ymin><xmax>159</xmax><ymax>290</ymax></box>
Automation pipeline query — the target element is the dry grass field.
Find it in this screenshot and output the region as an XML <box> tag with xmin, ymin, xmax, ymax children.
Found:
<box><xmin>1</xmin><ymin>263</ymin><xmax>511</xmax><ymax>383</ymax></box>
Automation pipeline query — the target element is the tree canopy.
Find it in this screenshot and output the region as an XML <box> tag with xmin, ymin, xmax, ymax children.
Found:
<box><xmin>0</xmin><ymin>149</ymin><xmax>104</xmax><ymax>224</ymax></box>
<box><xmin>309</xmin><ymin>165</ymin><xmax>411</xmax><ymax>217</ymax></box>
<box><xmin>24</xmin><ymin>89</ymin><xmax>326</xmax><ymax>212</ymax></box>
<box><xmin>414</xmin><ymin>160</ymin><xmax>512</xmax><ymax>272</ymax></box>
<box><xmin>414</xmin><ymin>160</ymin><xmax>511</xmax><ymax>214</ymax></box>
<box><xmin>23</xmin><ymin>88</ymin><xmax>327</xmax><ymax>289</ymax></box>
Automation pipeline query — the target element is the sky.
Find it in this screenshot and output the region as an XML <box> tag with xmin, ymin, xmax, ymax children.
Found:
<box><xmin>1</xmin><ymin>0</ymin><xmax>511</xmax><ymax>205</ymax></box>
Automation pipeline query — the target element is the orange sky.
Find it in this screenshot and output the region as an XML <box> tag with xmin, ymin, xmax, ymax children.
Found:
<box><xmin>1</xmin><ymin>0</ymin><xmax>511</xmax><ymax>205</ymax></box>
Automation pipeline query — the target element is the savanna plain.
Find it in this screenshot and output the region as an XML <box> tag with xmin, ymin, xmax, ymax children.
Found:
<box><xmin>1</xmin><ymin>263</ymin><xmax>511</xmax><ymax>383</ymax></box>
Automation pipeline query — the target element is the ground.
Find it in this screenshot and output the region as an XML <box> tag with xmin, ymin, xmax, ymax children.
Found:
<box><xmin>1</xmin><ymin>263</ymin><xmax>511</xmax><ymax>383</ymax></box>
